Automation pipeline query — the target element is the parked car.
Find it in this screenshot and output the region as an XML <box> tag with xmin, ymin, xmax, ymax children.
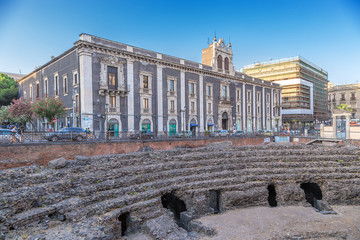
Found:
<box><xmin>263</xmin><ymin>130</ymin><xmax>273</xmax><ymax>136</ymax></box>
<box><xmin>233</xmin><ymin>130</ymin><xmax>246</xmax><ymax>137</ymax></box>
<box><xmin>0</xmin><ymin>129</ymin><xmax>12</xmax><ymax>142</ymax></box>
<box><xmin>128</xmin><ymin>131</ymin><xmax>155</xmax><ymax>140</ymax></box>
<box><xmin>44</xmin><ymin>127</ymin><xmax>86</xmax><ymax>141</ymax></box>
<box><xmin>175</xmin><ymin>131</ymin><xmax>193</xmax><ymax>138</ymax></box>
<box><xmin>212</xmin><ymin>129</ymin><xmax>230</xmax><ymax>137</ymax></box>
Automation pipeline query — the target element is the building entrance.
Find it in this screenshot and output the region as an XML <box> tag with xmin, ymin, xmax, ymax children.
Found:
<box><xmin>222</xmin><ymin>112</ymin><xmax>228</xmax><ymax>130</ymax></box>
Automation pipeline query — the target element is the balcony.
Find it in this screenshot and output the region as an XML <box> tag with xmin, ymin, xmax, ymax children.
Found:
<box><xmin>106</xmin><ymin>107</ymin><xmax>120</xmax><ymax>113</ymax></box>
<box><xmin>220</xmin><ymin>97</ymin><xmax>232</xmax><ymax>105</ymax></box>
<box><xmin>350</xmin><ymin>97</ymin><xmax>356</xmax><ymax>101</ymax></box>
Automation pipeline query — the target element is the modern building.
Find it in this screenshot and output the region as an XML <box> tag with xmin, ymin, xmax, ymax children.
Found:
<box><xmin>18</xmin><ymin>34</ymin><xmax>281</xmax><ymax>135</ymax></box>
<box><xmin>242</xmin><ymin>56</ymin><xmax>329</xmax><ymax>125</ymax></box>
<box><xmin>328</xmin><ymin>83</ymin><xmax>360</xmax><ymax>119</ymax></box>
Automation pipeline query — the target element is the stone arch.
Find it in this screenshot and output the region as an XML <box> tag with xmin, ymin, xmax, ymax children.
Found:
<box><xmin>161</xmin><ymin>193</ymin><xmax>187</xmax><ymax>220</ymax></box>
<box><xmin>217</xmin><ymin>55</ymin><xmax>223</xmax><ymax>69</ymax></box>
<box><xmin>224</xmin><ymin>57</ymin><xmax>229</xmax><ymax>71</ymax></box>
<box><xmin>107</xmin><ymin>117</ymin><xmax>121</xmax><ymax>137</ymax></box>
<box><xmin>300</xmin><ymin>182</ymin><xmax>323</xmax><ymax>207</ymax></box>
<box><xmin>168</xmin><ymin>118</ymin><xmax>177</xmax><ymax>136</ymax></box>
<box><xmin>221</xmin><ymin>111</ymin><xmax>229</xmax><ymax>130</ymax></box>
<box><xmin>139</xmin><ymin>117</ymin><xmax>153</xmax><ymax>132</ymax></box>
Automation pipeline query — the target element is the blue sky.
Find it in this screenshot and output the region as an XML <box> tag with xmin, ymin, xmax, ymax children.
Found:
<box><xmin>0</xmin><ymin>0</ymin><xmax>359</xmax><ymax>85</ymax></box>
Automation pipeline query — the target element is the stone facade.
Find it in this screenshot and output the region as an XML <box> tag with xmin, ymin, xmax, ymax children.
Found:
<box><xmin>18</xmin><ymin>34</ymin><xmax>281</xmax><ymax>134</ymax></box>
<box><xmin>328</xmin><ymin>83</ymin><xmax>360</xmax><ymax>119</ymax></box>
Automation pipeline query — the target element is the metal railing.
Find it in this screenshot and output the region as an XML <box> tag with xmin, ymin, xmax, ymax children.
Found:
<box><xmin>0</xmin><ymin>130</ymin><xmax>303</xmax><ymax>145</ymax></box>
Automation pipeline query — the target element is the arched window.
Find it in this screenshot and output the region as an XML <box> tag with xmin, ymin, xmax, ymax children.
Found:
<box><xmin>217</xmin><ymin>55</ymin><xmax>222</xmax><ymax>69</ymax></box>
<box><xmin>224</xmin><ymin>57</ymin><xmax>229</xmax><ymax>71</ymax></box>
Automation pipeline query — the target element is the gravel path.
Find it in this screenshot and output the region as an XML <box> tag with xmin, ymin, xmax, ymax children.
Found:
<box><xmin>198</xmin><ymin>205</ymin><xmax>360</xmax><ymax>240</ymax></box>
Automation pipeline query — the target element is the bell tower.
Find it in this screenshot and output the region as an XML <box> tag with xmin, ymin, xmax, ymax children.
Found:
<box><xmin>202</xmin><ymin>37</ymin><xmax>235</xmax><ymax>75</ymax></box>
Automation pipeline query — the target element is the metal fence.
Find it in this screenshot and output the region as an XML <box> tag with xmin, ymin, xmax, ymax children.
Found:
<box><xmin>0</xmin><ymin>130</ymin><xmax>319</xmax><ymax>145</ymax></box>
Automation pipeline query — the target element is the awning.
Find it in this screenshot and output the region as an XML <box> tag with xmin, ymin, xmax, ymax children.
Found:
<box><xmin>207</xmin><ymin>123</ymin><xmax>214</xmax><ymax>126</ymax></box>
<box><xmin>190</xmin><ymin>123</ymin><xmax>198</xmax><ymax>127</ymax></box>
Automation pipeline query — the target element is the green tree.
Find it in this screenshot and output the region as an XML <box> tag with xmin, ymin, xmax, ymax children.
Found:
<box><xmin>32</xmin><ymin>97</ymin><xmax>66</xmax><ymax>128</ymax></box>
<box><xmin>8</xmin><ymin>98</ymin><xmax>33</xmax><ymax>127</ymax></box>
<box><xmin>0</xmin><ymin>73</ymin><xmax>18</xmax><ymax>107</ymax></box>
<box><xmin>0</xmin><ymin>105</ymin><xmax>15</xmax><ymax>125</ymax></box>
<box><xmin>335</xmin><ymin>104</ymin><xmax>353</xmax><ymax>112</ymax></box>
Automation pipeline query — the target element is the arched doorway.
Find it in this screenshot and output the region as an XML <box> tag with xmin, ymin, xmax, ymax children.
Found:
<box><xmin>222</xmin><ymin>112</ymin><xmax>228</xmax><ymax>130</ymax></box>
<box><xmin>108</xmin><ymin>118</ymin><xmax>119</xmax><ymax>137</ymax></box>
<box><xmin>141</xmin><ymin>119</ymin><xmax>151</xmax><ymax>132</ymax></box>
<box><xmin>236</xmin><ymin>119</ymin><xmax>241</xmax><ymax>131</ymax></box>
<box><xmin>169</xmin><ymin>119</ymin><xmax>176</xmax><ymax>136</ymax></box>
<box><xmin>190</xmin><ymin>118</ymin><xmax>198</xmax><ymax>136</ymax></box>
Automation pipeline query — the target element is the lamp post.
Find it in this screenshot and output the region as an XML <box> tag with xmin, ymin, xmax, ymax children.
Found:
<box><xmin>72</xmin><ymin>88</ymin><xmax>75</xmax><ymax>127</ymax></box>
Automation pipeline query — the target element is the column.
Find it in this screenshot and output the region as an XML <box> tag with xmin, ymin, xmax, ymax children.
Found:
<box><xmin>262</xmin><ymin>87</ymin><xmax>265</xmax><ymax>130</ymax></box>
<box><xmin>332</xmin><ymin>115</ymin><xmax>337</xmax><ymax>138</ymax></box>
<box><xmin>271</xmin><ymin>88</ymin><xmax>274</xmax><ymax>131</ymax></box>
<box><xmin>199</xmin><ymin>75</ymin><xmax>204</xmax><ymax>132</ymax></box>
<box><xmin>242</xmin><ymin>86</ymin><xmax>246</xmax><ymax>131</ymax></box>
<box><xmin>127</xmin><ymin>59</ymin><xmax>135</xmax><ymax>131</ymax></box>
<box><xmin>252</xmin><ymin>85</ymin><xmax>256</xmax><ymax>132</ymax></box>
<box><xmin>180</xmin><ymin>70</ymin><xmax>186</xmax><ymax>131</ymax></box>
<box><xmin>346</xmin><ymin>115</ymin><xmax>351</xmax><ymax>139</ymax></box>
<box><xmin>157</xmin><ymin>65</ymin><xmax>163</xmax><ymax>135</ymax></box>
<box><xmin>79</xmin><ymin>48</ymin><xmax>93</xmax><ymax>131</ymax></box>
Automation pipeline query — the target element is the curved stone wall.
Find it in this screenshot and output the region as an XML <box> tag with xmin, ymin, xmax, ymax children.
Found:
<box><xmin>1</xmin><ymin>143</ymin><xmax>360</xmax><ymax>239</ymax></box>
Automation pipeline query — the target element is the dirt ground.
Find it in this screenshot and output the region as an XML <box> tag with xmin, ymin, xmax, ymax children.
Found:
<box><xmin>198</xmin><ymin>206</ymin><xmax>360</xmax><ymax>240</ymax></box>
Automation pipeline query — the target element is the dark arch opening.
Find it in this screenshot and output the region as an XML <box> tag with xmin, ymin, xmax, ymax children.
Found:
<box><xmin>267</xmin><ymin>185</ymin><xmax>277</xmax><ymax>207</ymax></box>
<box><xmin>300</xmin><ymin>182</ymin><xmax>323</xmax><ymax>207</ymax></box>
<box><xmin>161</xmin><ymin>193</ymin><xmax>187</xmax><ymax>220</ymax></box>
<box><xmin>224</xmin><ymin>57</ymin><xmax>229</xmax><ymax>71</ymax></box>
<box><xmin>209</xmin><ymin>190</ymin><xmax>221</xmax><ymax>214</ymax></box>
<box><xmin>118</xmin><ymin>212</ymin><xmax>130</xmax><ymax>236</ymax></box>
<box><xmin>217</xmin><ymin>55</ymin><xmax>223</xmax><ymax>69</ymax></box>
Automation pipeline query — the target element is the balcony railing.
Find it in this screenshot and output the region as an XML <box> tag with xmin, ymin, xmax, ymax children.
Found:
<box><xmin>350</xmin><ymin>97</ymin><xmax>356</xmax><ymax>101</ymax></box>
<box><xmin>107</xmin><ymin>107</ymin><xmax>120</xmax><ymax>113</ymax></box>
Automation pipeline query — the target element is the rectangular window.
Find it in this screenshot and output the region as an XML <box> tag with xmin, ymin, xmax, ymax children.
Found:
<box><xmin>170</xmin><ymin>100</ymin><xmax>175</xmax><ymax>110</ymax></box>
<box><xmin>237</xmin><ymin>90</ymin><xmax>240</xmax><ymax>101</ymax></box>
<box><xmin>30</xmin><ymin>84</ymin><xmax>33</xmax><ymax>100</ymax></box>
<box><xmin>247</xmin><ymin>91</ymin><xmax>251</xmax><ymax>102</ymax></box>
<box><xmin>247</xmin><ymin>105</ymin><xmax>251</xmax><ymax>114</ymax></box>
<box><xmin>74</xmin><ymin>73</ymin><xmax>78</xmax><ymax>85</ymax></box>
<box><xmin>169</xmin><ymin>79</ymin><xmax>174</xmax><ymax>92</ymax></box>
<box><xmin>207</xmin><ymin>85</ymin><xmax>212</xmax><ymax>96</ymax></box>
<box><xmin>237</xmin><ymin>104</ymin><xmax>240</xmax><ymax>113</ymax></box>
<box><xmin>143</xmin><ymin>75</ymin><xmax>149</xmax><ymax>89</ymax></box>
<box><xmin>55</xmin><ymin>76</ymin><xmax>59</xmax><ymax>96</ymax></box>
<box><xmin>190</xmin><ymin>83</ymin><xmax>195</xmax><ymax>95</ymax></box>
<box><xmin>110</xmin><ymin>96</ymin><xmax>116</xmax><ymax>107</ymax></box>
<box><xmin>75</xmin><ymin>95</ymin><xmax>79</xmax><ymax>113</ymax></box>
<box><xmin>257</xmin><ymin>92</ymin><xmax>260</xmax><ymax>102</ymax></box>
<box><xmin>36</xmin><ymin>82</ymin><xmax>40</xmax><ymax>98</ymax></box>
<box><xmin>44</xmin><ymin>79</ymin><xmax>48</xmax><ymax>96</ymax></box>
<box><xmin>222</xmin><ymin>86</ymin><xmax>227</xmax><ymax>98</ymax></box>
<box><xmin>144</xmin><ymin>98</ymin><xmax>149</xmax><ymax>109</ymax></box>
<box><xmin>257</xmin><ymin>106</ymin><xmax>260</xmax><ymax>115</ymax></box>
<box><xmin>63</xmin><ymin>77</ymin><xmax>68</xmax><ymax>94</ymax></box>
<box><xmin>191</xmin><ymin>101</ymin><xmax>195</xmax><ymax>111</ymax></box>
<box><xmin>208</xmin><ymin>102</ymin><xmax>211</xmax><ymax>113</ymax></box>
<box><xmin>266</xmin><ymin>94</ymin><xmax>270</xmax><ymax>102</ymax></box>
<box><xmin>108</xmin><ymin>66</ymin><xmax>117</xmax><ymax>89</ymax></box>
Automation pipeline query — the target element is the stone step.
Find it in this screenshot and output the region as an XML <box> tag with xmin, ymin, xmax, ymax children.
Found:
<box><xmin>7</xmin><ymin>206</ymin><xmax>56</xmax><ymax>229</ymax></box>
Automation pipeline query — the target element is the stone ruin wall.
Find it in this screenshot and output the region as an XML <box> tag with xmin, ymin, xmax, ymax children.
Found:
<box><xmin>1</xmin><ymin>142</ymin><xmax>360</xmax><ymax>239</ymax></box>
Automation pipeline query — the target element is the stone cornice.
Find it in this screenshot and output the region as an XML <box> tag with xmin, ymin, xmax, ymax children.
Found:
<box><xmin>74</xmin><ymin>40</ymin><xmax>281</xmax><ymax>90</ymax></box>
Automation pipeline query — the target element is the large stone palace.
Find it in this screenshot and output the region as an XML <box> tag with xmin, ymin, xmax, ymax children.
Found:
<box><xmin>18</xmin><ymin>34</ymin><xmax>281</xmax><ymax>134</ymax></box>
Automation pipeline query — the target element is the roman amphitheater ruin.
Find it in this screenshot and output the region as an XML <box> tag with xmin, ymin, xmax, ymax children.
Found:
<box><xmin>1</xmin><ymin>142</ymin><xmax>360</xmax><ymax>239</ymax></box>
